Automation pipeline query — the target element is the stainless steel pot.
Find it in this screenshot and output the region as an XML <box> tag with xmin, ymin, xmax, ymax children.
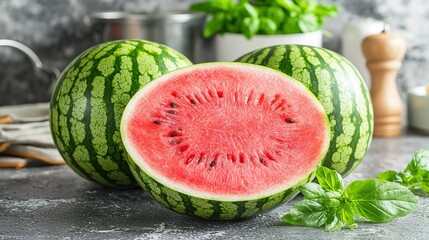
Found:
<box><xmin>90</xmin><ymin>11</ymin><xmax>214</xmax><ymax>63</ymax></box>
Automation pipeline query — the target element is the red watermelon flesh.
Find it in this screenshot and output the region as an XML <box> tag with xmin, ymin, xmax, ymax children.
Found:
<box><xmin>121</xmin><ymin>63</ymin><xmax>329</xmax><ymax>201</ymax></box>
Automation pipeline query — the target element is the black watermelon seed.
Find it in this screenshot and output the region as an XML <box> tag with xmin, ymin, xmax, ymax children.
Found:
<box><xmin>190</xmin><ymin>99</ymin><xmax>197</xmax><ymax>105</ymax></box>
<box><xmin>167</xmin><ymin>110</ymin><xmax>176</xmax><ymax>115</ymax></box>
<box><xmin>153</xmin><ymin>120</ymin><xmax>162</xmax><ymax>125</ymax></box>
<box><xmin>170</xmin><ymin>130</ymin><xmax>179</xmax><ymax>137</ymax></box>
<box><xmin>170</xmin><ymin>102</ymin><xmax>177</xmax><ymax>108</ymax></box>
<box><xmin>285</xmin><ymin>117</ymin><xmax>295</xmax><ymax>123</ymax></box>
<box><xmin>210</xmin><ymin>161</ymin><xmax>216</xmax><ymax>167</ymax></box>
<box><xmin>259</xmin><ymin>158</ymin><xmax>264</xmax><ymax>164</ymax></box>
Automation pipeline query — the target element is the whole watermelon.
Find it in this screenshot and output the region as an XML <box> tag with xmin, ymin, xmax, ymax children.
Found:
<box><xmin>236</xmin><ymin>45</ymin><xmax>373</xmax><ymax>176</ymax></box>
<box><xmin>50</xmin><ymin>40</ymin><xmax>192</xmax><ymax>188</ymax></box>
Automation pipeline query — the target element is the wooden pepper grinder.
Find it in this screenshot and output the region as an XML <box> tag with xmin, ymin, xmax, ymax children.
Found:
<box><xmin>362</xmin><ymin>25</ymin><xmax>406</xmax><ymax>137</ymax></box>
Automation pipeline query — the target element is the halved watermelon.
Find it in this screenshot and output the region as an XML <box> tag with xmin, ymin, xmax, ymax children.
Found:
<box><xmin>121</xmin><ymin>62</ymin><xmax>330</xmax><ymax>220</ymax></box>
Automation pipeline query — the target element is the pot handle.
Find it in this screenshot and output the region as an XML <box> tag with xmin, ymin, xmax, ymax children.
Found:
<box><xmin>0</xmin><ymin>39</ymin><xmax>60</xmax><ymax>84</ymax></box>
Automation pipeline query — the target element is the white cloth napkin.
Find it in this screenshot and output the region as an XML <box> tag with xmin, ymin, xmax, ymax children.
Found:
<box><xmin>0</xmin><ymin>103</ymin><xmax>64</xmax><ymax>168</ymax></box>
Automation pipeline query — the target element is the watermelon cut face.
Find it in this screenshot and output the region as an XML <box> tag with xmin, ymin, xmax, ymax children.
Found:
<box><xmin>121</xmin><ymin>63</ymin><xmax>330</xmax><ymax>219</ymax></box>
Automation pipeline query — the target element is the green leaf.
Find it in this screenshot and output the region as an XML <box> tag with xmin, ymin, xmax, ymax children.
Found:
<box><xmin>314</xmin><ymin>4</ymin><xmax>339</xmax><ymax>17</ymax></box>
<box><xmin>260</xmin><ymin>17</ymin><xmax>277</xmax><ymax>34</ymax></box>
<box><xmin>337</xmin><ymin>203</ymin><xmax>356</xmax><ymax>227</ymax></box>
<box><xmin>377</xmin><ymin>170</ymin><xmax>402</xmax><ymax>183</ymax></box>
<box><xmin>282</xmin><ymin>199</ymin><xmax>328</xmax><ymax>227</ymax></box>
<box><xmin>190</xmin><ymin>0</ymin><xmax>338</xmax><ymax>38</ymax></box>
<box><xmin>344</xmin><ymin>179</ymin><xmax>419</xmax><ymax>222</ymax></box>
<box><xmin>242</xmin><ymin>2</ymin><xmax>258</xmax><ymax>18</ymax></box>
<box><xmin>295</xmin><ymin>0</ymin><xmax>317</xmax><ymax>12</ymax></box>
<box><xmin>299</xmin><ymin>183</ymin><xmax>327</xmax><ymax>200</ymax></box>
<box><xmin>316</xmin><ymin>166</ymin><xmax>344</xmax><ymax>192</ymax></box>
<box><xmin>275</xmin><ymin>0</ymin><xmax>300</xmax><ymax>12</ymax></box>
<box><xmin>298</xmin><ymin>13</ymin><xmax>319</xmax><ymax>32</ymax></box>
<box><xmin>266</xmin><ymin>6</ymin><xmax>286</xmax><ymax>25</ymax></box>
<box><xmin>241</xmin><ymin>17</ymin><xmax>260</xmax><ymax>39</ymax></box>
<box><xmin>378</xmin><ymin>149</ymin><xmax>429</xmax><ymax>194</ymax></box>
<box><xmin>405</xmin><ymin>149</ymin><xmax>429</xmax><ymax>174</ymax></box>
<box><xmin>190</xmin><ymin>0</ymin><xmax>235</xmax><ymax>12</ymax></box>
<box><xmin>203</xmin><ymin>13</ymin><xmax>226</xmax><ymax>37</ymax></box>
<box><xmin>322</xmin><ymin>191</ymin><xmax>342</xmax><ymax>208</ymax></box>
<box><xmin>281</xmin><ymin>17</ymin><xmax>301</xmax><ymax>34</ymax></box>
<box><xmin>325</xmin><ymin>209</ymin><xmax>345</xmax><ymax>231</ymax></box>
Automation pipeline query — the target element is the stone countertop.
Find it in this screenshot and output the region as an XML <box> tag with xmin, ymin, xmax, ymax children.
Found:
<box><xmin>1</xmin><ymin>131</ymin><xmax>429</xmax><ymax>240</ymax></box>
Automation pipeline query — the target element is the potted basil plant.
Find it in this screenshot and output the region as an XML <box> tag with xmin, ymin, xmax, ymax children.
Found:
<box><xmin>190</xmin><ymin>0</ymin><xmax>338</xmax><ymax>61</ymax></box>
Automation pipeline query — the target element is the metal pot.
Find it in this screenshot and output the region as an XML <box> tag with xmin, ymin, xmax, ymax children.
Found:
<box><xmin>89</xmin><ymin>11</ymin><xmax>214</xmax><ymax>63</ymax></box>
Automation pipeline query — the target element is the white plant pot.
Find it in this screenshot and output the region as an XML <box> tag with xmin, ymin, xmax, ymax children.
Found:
<box><xmin>215</xmin><ymin>30</ymin><xmax>323</xmax><ymax>62</ymax></box>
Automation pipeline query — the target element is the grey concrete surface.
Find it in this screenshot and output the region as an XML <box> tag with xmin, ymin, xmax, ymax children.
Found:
<box><xmin>1</xmin><ymin>130</ymin><xmax>429</xmax><ymax>239</ymax></box>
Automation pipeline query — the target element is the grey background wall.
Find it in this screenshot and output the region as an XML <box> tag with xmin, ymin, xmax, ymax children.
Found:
<box><xmin>0</xmin><ymin>0</ymin><xmax>427</xmax><ymax>106</ymax></box>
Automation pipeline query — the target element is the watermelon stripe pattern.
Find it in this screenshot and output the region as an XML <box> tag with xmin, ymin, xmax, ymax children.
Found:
<box><xmin>237</xmin><ymin>45</ymin><xmax>373</xmax><ymax>176</ymax></box>
<box><xmin>50</xmin><ymin>40</ymin><xmax>192</xmax><ymax>188</ymax></box>
<box><xmin>127</xmin><ymin>155</ymin><xmax>314</xmax><ymax>220</ymax></box>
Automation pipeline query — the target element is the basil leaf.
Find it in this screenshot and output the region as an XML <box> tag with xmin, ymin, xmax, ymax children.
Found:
<box><xmin>260</xmin><ymin>17</ymin><xmax>277</xmax><ymax>34</ymax></box>
<box><xmin>299</xmin><ymin>182</ymin><xmax>327</xmax><ymax>200</ymax></box>
<box><xmin>275</xmin><ymin>0</ymin><xmax>300</xmax><ymax>12</ymax></box>
<box><xmin>241</xmin><ymin>17</ymin><xmax>260</xmax><ymax>39</ymax></box>
<box><xmin>378</xmin><ymin>149</ymin><xmax>429</xmax><ymax>194</ymax></box>
<box><xmin>281</xmin><ymin>17</ymin><xmax>301</xmax><ymax>34</ymax></box>
<box><xmin>377</xmin><ymin>170</ymin><xmax>402</xmax><ymax>183</ymax></box>
<box><xmin>295</xmin><ymin>0</ymin><xmax>317</xmax><ymax>12</ymax></box>
<box><xmin>266</xmin><ymin>6</ymin><xmax>286</xmax><ymax>25</ymax></box>
<box><xmin>405</xmin><ymin>149</ymin><xmax>429</xmax><ymax>174</ymax></box>
<box><xmin>344</xmin><ymin>179</ymin><xmax>419</xmax><ymax>222</ymax></box>
<box><xmin>203</xmin><ymin>13</ymin><xmax>226</xmax><ymax>37</ymax></box>
<box><xmin>337</xmin><ymin>203</ymin><xmax>356</xmax><ymax>227</ymax></box>
<box><xmin>282</xmin><ymin>199</ymin><xmax>328</xmax><ymax>227</ymax></box>
<box><xmin>190</xmin><ymin>0</ymin><xmax>235</xmax><ymax>12</ymax></box>
<box><xmin>316</xmin><ymin>166</ymin><xmax>344</xmax><ymax>192</ymax></box>
<box><xmin>298</xmin><ymin>13</ymin><xmax>319</xmax><ymax>32</ymax></box>
<box><xmin>322</xmin><ymin>191</ymin><xmax>342</xmax><ymax>208</ymax></box>
<box><xmin>326</xmin><ymin>205</ymin><xmax>357</xmax><ymax>231</ymax></box>
<box><xmin>314</xmin><ymin>4</ymin><xmax>339</xmax><ymax>17</ymax></box>
<box><xmin>242</xmin><ymin>2</ymin><xmax>258</xmax><ymax>18</ymax></box>
<box><xmin>325</xmin><ymin>209</ymin><xmax>345</xmax><ymax>231</ymax></box>
<box><xmin>419</xmin><ymin>182</ymin><xmax>429</xmax><ymax>193</ymax></box>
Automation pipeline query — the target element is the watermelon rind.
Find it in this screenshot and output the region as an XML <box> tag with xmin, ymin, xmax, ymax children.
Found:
<box><xmin>50</xmin><ymin>39</ymin><xmax>193</xmax><ymax>188</ymax></box>
<box><xmin>237</xmin><ymin>45</ymin><xmax>373</xmax><ymax>177</ymax></box>
<box><xmin>121</xmin><ymin>62</ymin><xmax>330</xmax><ymax>219</ymax></box>
<box><xmin>127</xmin><ymin>157</ymin><xmax>311</xmax><ymax>220</ymax></box>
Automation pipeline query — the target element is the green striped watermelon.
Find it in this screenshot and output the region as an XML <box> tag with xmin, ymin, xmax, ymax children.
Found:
<box><xmin>236</xmin><ymin>45</ymin><xmax>373</xmax><ymax>176</ymax></box>
<box><xmin>121</xmin><ymin>63</ymin><xmax>330</xmax><ymax>219</ymax></box>
<box><xmin>50</xmin><ymin>40</ymin><xmax>192</xmax><ymax>188</ymax></box>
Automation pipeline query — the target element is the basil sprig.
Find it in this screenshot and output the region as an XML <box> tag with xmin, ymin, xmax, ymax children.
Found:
<box><xmin>190</xmin><ymin>0</ymin><xmax>339</xmax><ymax>39</ymax></box>
<box><xmin>283</xmin><ymin>166</ymin><xmax>419</xmax><ymax>231</ymax></box>
<box><xmin>378</xmin><ymin>149</ymin><xmax>429</xmax><ymax>194</ymax></box>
